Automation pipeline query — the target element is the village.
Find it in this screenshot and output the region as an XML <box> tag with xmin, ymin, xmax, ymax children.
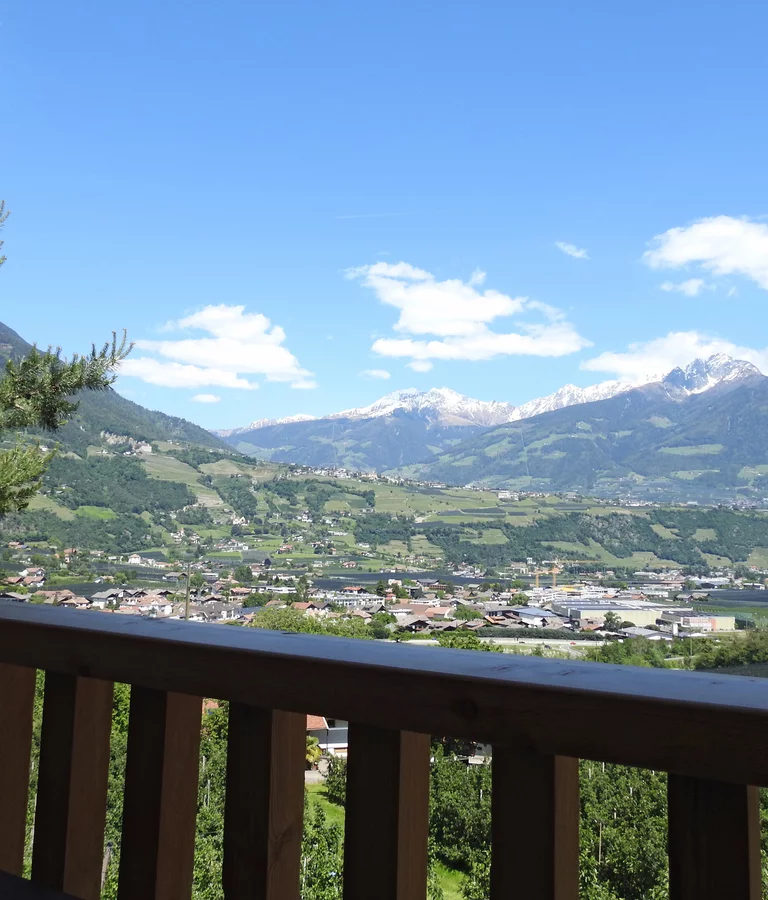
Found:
<box><xmin>0</xmin><ymin>547</ymin><xmax>741</xmax><ymax>640</ymax></box>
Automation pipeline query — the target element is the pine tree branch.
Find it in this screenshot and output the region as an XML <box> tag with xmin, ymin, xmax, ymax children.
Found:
<box><xmin>0</xmin><ymin>330</ymin><xmax>134</xmax><ymax>431</ymax></box>
<box><xmin>0</xmin><ymin>444</ymin><xmax>56</xmax><ymax>515</ymax></box>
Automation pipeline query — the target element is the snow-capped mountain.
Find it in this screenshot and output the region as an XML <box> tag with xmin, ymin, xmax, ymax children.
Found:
<box><xmin>330</xmin><ymin>387</ymin><xmax>517</xmax><ymax>427</ymax></box>
<box><xmin>506</xmin><ymin>380</ymin><xmax>634</xmax><ymax>421</ymax></box>
<box><xmin>661</xmin><ymin>354</ymin><xmax>761</xmax><ymax>394</ymax></box>
<box><xmin>216</xmin><ymin>413</ymin><xmax>317</xmax><ymax>438</ymax></box>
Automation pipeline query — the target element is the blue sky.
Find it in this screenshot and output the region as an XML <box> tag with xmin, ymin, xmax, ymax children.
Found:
<box><xmin>4</xmin><ymin>0</ymin><xmax>768</xmax><ymax>428</ymax></box>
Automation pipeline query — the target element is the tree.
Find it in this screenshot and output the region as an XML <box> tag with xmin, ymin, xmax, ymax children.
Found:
<box><xmin>306</xmin><ymin>735</ymin><xmax>322</xmax><ymax>768</ymax></box>
<box><xmin>454</xmin><ymin>606</ymin><xmax>483</xmax><ymax>621</ymax></box>
<box><xmin>602</xmin><ymin>611</ymin><xmax>622</xmax><ymax>631</ymax></box>
<box><xmin>375</xmin><ymin>578</ymin><xmax>387</xmax><ymax>596</ymax></box>
<box><xmin>324</xmin><ymin>757</ymin><xmax>347</xmax><ymax>806</ymax></box>
<box><xmin>0</xmin><ymin>335</ymin><xmax>132</xmax><ymax>516</ymax></box>
<box><xmin>233</xmin><ymin>565</ymin><xmax>253</xmax><ymax>584</ymax></box>
<box><xmin>189</xmin><ymin>572</ymin><xmax>206</xmax><ymax>592</ymax></box>
<box><xmin>436</xmin><ymin>632</ymin><xmax>501</xmax><ymax>652</ymax></box>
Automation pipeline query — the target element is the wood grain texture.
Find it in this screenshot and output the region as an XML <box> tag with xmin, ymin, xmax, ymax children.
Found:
<box><xmin>668</xmin><ymin>776</ymin><xmax>761</xmax><ymax>900</ymax></box>
<box><xmin>117</xmin><ymin>688</ymin><xmax>202</xmax><ymax>900</ymax></box>
<box><xmin>1</xmin><ymin>605</ymin><xmax>768</xmax><ymax>784</ymax></box>
<box><xmin>31</xmin><ymin>673</ymin><xmax>113</xmax><ymax>899</ymax></box>
<box><xmin>223</xmin><ymin>706</ymin><xmax>305</xmax><ymax>900</ymax></box>
<box><xmin>0</xmin><ymin>663</ymin><xmax>36</xmax><ymax>876</ymax></box>
<box><xmin>491</xmin><ymin>748</ymin><xmax>579</xmax><ymax>900</ymax></box>
<box><xmin>344</xmin><ymin>725</ymin><xmax>430</xmax><ymax>900</ymax></box>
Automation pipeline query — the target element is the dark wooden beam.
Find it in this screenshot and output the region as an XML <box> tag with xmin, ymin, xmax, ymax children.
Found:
<box><xmin>223</xmin><ymin>705</ymin><xmax>305</xmax><ymax>900</ymax></box>
<box><xmin>668</xmin><ymin>775</ymin><xmax>761</xmax><ymax>900</ymax></box>
<box><xmin>117</xmin><ymin>688</ymin><xmax>202</xmax><ymax>900</ymax></box>
<box><xmin>2</xmin><ymin>605</ymin><xmax>768</xmax><ymax>784</ymax></box>
<box><xmin>0</xmin><ymin>663</ymin><xmax>36</xmax><ymax>877</ymax></box>
<box><xmin>491</xmin><ymin>747</ymin><xmax>579</xmax><ymax>900</ymax></box>
<box><xmin>344</xmin><ymin>725</ymin><xmax>430</xmax><ymax>900</ymax></box>
<box><xmin>31</xmin><ymin>673</ymin><xmax>113</xmax><ymax>900</ymax></box>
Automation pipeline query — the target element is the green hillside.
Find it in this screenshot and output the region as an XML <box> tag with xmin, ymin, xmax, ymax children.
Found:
<box><xmin>0</xmin><ymin>320</ymin><xmax>228</xmax><ymax>453</ymax></box>
<box><xmin>400</xmin><ymin>378</ymin><xmax>768</xmax><ymax>501</ymax></box>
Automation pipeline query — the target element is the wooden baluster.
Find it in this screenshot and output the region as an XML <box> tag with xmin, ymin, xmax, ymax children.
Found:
<box><xmin>668</xmin><ymin>775</ymin><xmax>761</xmax><ymax>900</ymax></box>
<box><xmin>117</xmin><ymin>688</ymin><xmax>202</xmax><ymax>900</ymax></box>
<box><xmin>0</xmin><ymin>664</ymin><xmax>36</xmax><ymax>877</ymax></box>
<box><xmin>31</xmin><ymin>673</ymin><xmax>113</xmax><ymax>900</ymax></box>
<box><xmin>491</xmin><ymin>747</ymin><xmax>579</xmax><ymax>900</ymax></box>
<box><xmin>222</xmin><ymin>705</ymin><xmax>305</xmax><ymax>900</ymax></box>
<box><xmin>343</xmin><ymin>725</ymin><xmax>430</xmax><ymax>900</ymax></box>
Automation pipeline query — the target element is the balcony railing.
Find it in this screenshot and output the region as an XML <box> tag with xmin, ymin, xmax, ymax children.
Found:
<box><xmin>0</xmin><ymin>602</ymin><xmax>766</xmax><ymax>900</ymax></box>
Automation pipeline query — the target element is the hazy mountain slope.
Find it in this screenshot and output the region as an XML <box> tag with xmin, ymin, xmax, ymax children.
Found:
<box><xmin>227</xmin><ymin>408</ymin><xmax>486</xmax><ymax>470</ymax></box>
<box><xmin>0</xmin><ymin>320</ymin><xmax>229</xmax><ymax>453</ymax></box>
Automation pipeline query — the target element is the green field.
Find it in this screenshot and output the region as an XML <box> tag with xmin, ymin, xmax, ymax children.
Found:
<box><xmin>142</xmin><ymin>454</ymin><xmax>223</xmax><ymax>506</ymax></box>
<box><xmin>75</xmin><ymin>505</ymin><xmax>118</xmax><ymax>520</ymax></box>
<box><xmin>27</xmin><ymin>494</ymin><xmax>76</xmax><ymax>520</ymax></box>
<box><xmin>748</xmin><ymin>547</ymin><xmax>768</xmax><ymax>568</ymax></box>
<box><xmin>658</xmin><ymin>444</ymin><xmax>724</xmax><ymax>456</ymax></box>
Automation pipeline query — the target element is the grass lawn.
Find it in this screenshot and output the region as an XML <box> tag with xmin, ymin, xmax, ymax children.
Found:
<box><xmin>435</xmin><ymin>862</ymin><xmax>465</xmax><ymax>900</ymax></box>
<box><xmin>305</xmin><ymin>783</ymin><xmax>345</xmax><ymax>829</ymax></box>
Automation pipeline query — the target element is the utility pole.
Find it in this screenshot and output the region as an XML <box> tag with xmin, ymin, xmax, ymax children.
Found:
<box><xmin>101</xmin><ymin>841</ymin><xmax>113</xmax><ymax>891</ymax></box>
<box><xmin>185</xmin><ymin>560</ymin><xmax>191</xmax><ymax>621</ymax></box>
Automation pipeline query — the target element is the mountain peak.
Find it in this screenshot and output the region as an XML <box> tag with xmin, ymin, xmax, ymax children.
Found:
<box><xmin>662</xmin><ymin>354</ymin><xmax>761</xmax><ymax>394</ymax></box>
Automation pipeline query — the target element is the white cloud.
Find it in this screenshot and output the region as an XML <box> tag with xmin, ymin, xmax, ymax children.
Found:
<box><xmin>291</xmin><ymin>380</ymin><xmax>318</xmax><ymax>390</ymax></box>
<box><xmin>121</xmin><ymin>304</ymin><xmax>313</xmax><ymax>391</ymax></box>
<box><xmin>660</xmin><ymin>278</ymin><xmax>713</xmax><ymax>297</ymax></box>
<box><xmin>644</xmin><ymin>216</ymin><xmax>768</xmax><ymax>290</ymax></box>
<box><xmin>362</xmin><ymin>369</ymin><xmax>391</xmax><ymax>379</ymax></box>
<box><xmin>347</xmin><ymin>261</ymin><xmax>590</xmax><ymax>366</ymax></box>
<box><xmin>407</xmin><ymin>360</ymin><xmax>433</xmax><ymax>372</ymax></box>
<box><xmin>192</xmin><ymin>393</ymin><xmax>221</xmax><ymax>403</ymax></box>
<box><xmin>582</xmin><ymin>331</ymin><xmax>768</xmax><ymax>383</ymax></box>
<box><xmin>555</xmin><ymin>241</ymin><xmax>590</xmax><ymax>260</ymax></box>
<box><xmin>120</xmin><ymin>358</ymin><xmax>257</xmax><ymax>390</ymax></box>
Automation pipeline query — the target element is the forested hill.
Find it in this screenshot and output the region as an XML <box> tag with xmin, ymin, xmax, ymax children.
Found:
<box><xmin>400</xmin><ymin>376</ymin><xmax>768</xmax><ymax>501</ymax></box>
<box><xmin>0</xmin><ymin>320</ymin><xmax>228</xmax><ymax>452</ymax></box>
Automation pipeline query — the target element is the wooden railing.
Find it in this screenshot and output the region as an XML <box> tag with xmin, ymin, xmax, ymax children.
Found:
<box><xmin>0</xmin><ymin>602</ymin><xmax>766</xmax><ymax>900</ymax></box>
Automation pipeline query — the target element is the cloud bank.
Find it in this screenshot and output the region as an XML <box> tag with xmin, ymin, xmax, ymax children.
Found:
<box><xmin>120</xmin><ymin>304</ymin><xmax>315</xmax><ymax>391</ymax></box>
<box><xmin>346</xmin><ymin>262</ymin><xmax>590</xmax><ymax>368</ymax></box>
<box><xmin>644</xmin><ymin>215</ymin><xmax>768</xmax><ymax>290</ymax></box>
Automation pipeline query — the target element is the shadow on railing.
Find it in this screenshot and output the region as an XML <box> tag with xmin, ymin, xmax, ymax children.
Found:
<box><xmin>0</xmin><ymin>602</ymin><xmax>766</xmax><ymax>899</ymax></box>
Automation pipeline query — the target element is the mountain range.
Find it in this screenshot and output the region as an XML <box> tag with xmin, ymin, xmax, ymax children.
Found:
<box><xmin>5</xmin><ymin>314</ymin><xmax>768</xmax><ymax>501</ymax></box>
<box><xmin>404</xmin><ymin>360</ymin><xmax>768</xmax><ymax>500</ymax></box>
<box><xmin>216</xmin><ymin>355</ymin><xmax>765</xmax><ymax>494</ymax></box>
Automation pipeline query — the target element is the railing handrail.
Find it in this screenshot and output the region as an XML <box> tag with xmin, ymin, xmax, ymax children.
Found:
<box><xmin>2</xmin><ymin>601</ymin><xmax>768</xmax><ymax>785</ymax></box>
